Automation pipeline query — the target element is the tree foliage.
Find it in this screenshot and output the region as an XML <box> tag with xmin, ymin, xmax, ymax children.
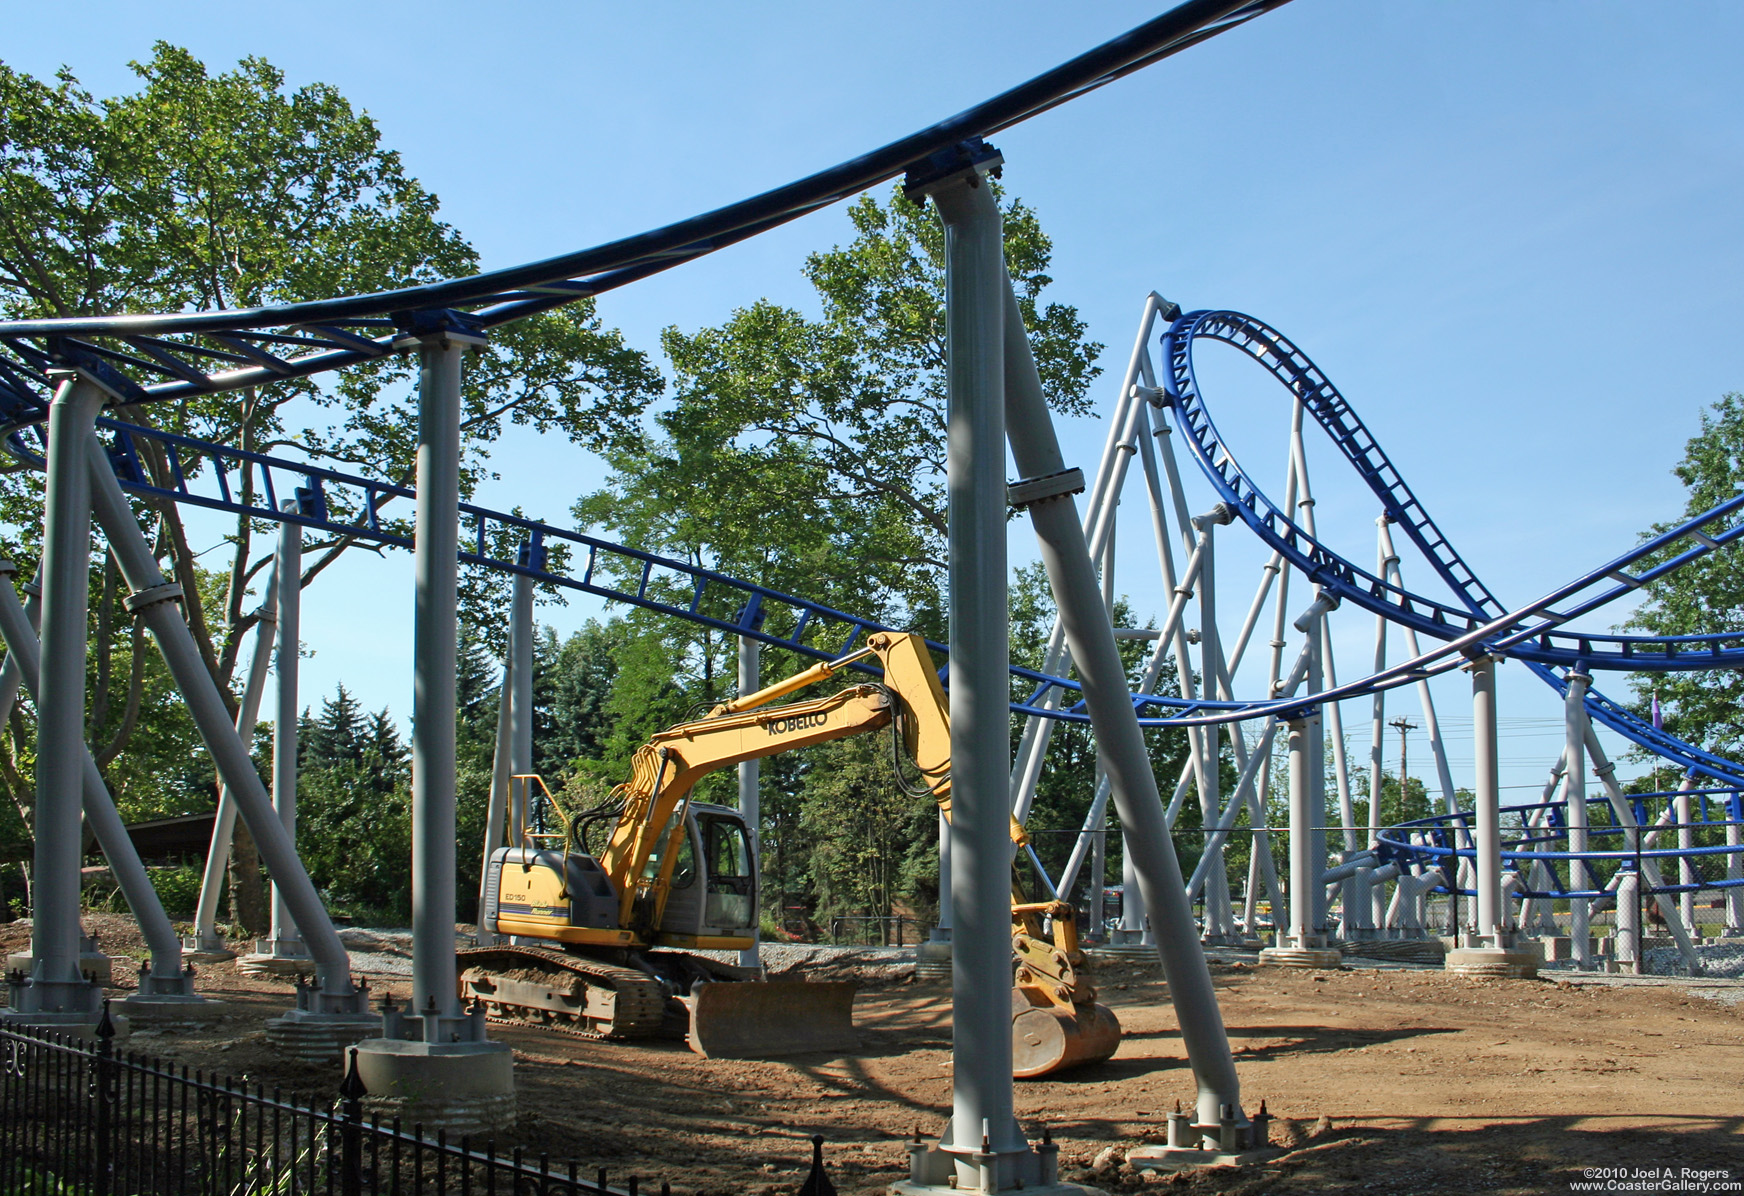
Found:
<box><xmin>576</xmin><ymin>183</ymin><xmax>1103</xmax><ymax>633</ymax></box>
<box><xmin>1625</xmin><ymin>393</ymin><xmax>1744</xmax><ymax>759</ymax></box>
<box><xmin>0</xmin><ymin>48</ymin><xmax>662</xmax><ymax>917</ymax></box>
<box><xmin>294</xmin><ymin>686</ymin><xmax>413</xmax><ymax>920</ymax></box>
<box><xmin>558</xmin><ymin>185</ymin><xmax>1107</xmax><ymax>926</ymax></box>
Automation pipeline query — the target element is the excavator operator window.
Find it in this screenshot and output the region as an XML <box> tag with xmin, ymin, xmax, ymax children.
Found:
<box><xmin>706</xmin><ymin>818</ymin><xmax>750</xmax><ymax>879</ymax></box>
<box><xmin>701</xmin><ymin>816</ymin><xmax>754</xmax><ymax>929</ymax></box>
<box><xmin>670</xmin><ymin>832</ymin><xmax>697</xmax><ymax>889</ymax></box>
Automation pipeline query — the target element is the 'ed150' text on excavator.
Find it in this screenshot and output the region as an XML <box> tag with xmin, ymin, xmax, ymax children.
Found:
<box><xmin>462</xmin><ymin>631</ymin><xmax>1120</xmax><ymax>1077</ymax></box>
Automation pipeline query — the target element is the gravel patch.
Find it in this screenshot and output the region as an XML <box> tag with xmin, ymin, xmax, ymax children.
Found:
<box><xmin>333</xmin><ymin>929</ymin><xmax>920</xmax><ymax>983</ymax></box>
<box><xmin>1644</xmin><ymin>937</ymin><xmax>1744</xmax><ymax>979</ymax></box>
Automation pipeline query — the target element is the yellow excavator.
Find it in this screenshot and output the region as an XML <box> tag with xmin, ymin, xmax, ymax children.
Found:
<box><xmin>461</xmin><ymin>630</ymin><xmax>1120</xmax><ymax>1077</ymax></box>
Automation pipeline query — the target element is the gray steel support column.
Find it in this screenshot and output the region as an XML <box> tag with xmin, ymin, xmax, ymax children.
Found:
<box><xmin>1119</xmin><ymin>813</ymin><xmax>1145</xmax><ymax>942</ymax></box>
<box><xmin>1307</xmin><ymin>635</ymin><xmax>1330</xmax><ymax>938</ymax></box>
<box><xmin>357</xmin><ymin>332</ymin><xmax>513</xmax><ymax>1112</ymax></box>
<box><xmin>406</xmin><ymin>329</ymin><xmax>483</xmax><ymax>1041</ymax></box>
<box><xmin>1471</xmin><ymin>654</ymin><xmax>1504</xmax><ymax>942</ymax></box>
<box><xmin>1616</xmin><ymin>870</ymin><xmax>1640</xmax><ymax>972</ymax></box>
<box><xmin>1369</xmin><ymin>520</ymin><xmax>1394</xmax><ymax>933</ymax></box>
<box><xmin>934</xmin><ymin>809</ymin><xmax>953</xmax><ymax>938</ymax></box>
<box><xmin>478</xmin><ymin>554</ymin><xmax>538</xmax><ymax>948</ymax></box>
<box><xmin>1087</xmin><ymin>809</ymin><xmax>1105</xmax><ymax>939</ymax></box>
<box><xmin>1001</xmin><ymin>273</ymin><xmax>1243</xmax><ymax>1131</ymax></box>
<box><xmin>509</xmin><ymin>570</ymin><xmax>535</xmax><ymax>783</ymax></box>
<box><xmin>478</xmin><ymin>648</ymin><xmax>513</xmax><ymax>948</ymax></box>
<box><xmin>84</xmin><ymin>433</ymin><xmax>361</xmax><ymax>1004</ymax></box>
<box><xmin>8</xmin><ymin>373</ymin><xmax>108</xmax><ymax>1020</ymax></box>
<box><xmin>1284</xmin><ymin>716</ymin><xmax>1319</xmax><ymax>945</ymax></box>
<box><xmin>192</xmin><ymin>559</ymin><xmax>278</xmax><ymax>954</ymax></box>
<box><xmin>926</xmin><ymin>159</ymin><xmax>1028</xmax><ymax>1179</ymax></box>
<box><xmin>1564</xmin><ymin>672</ymin><xmax>1592</xmax><ymax>968</ymax></box>
<box><xmin>0</xmin><ymin>567</ymin><xmax>37</xmax><ymax>729</ymax></box>
<box><xmin>1675</xmin><ymin>787</ymin><xmax>1695</xmax><ymax>931</ymax></box>
<box><xmin>1192</xmin><ymin>514</ymin><xmax>1234</xmax><ymax>943</ymax></box>
<box><xmin>1727</xmin><ymin>794</ymin><xmax>1743</xmax><ymax>935</ymax></box>
<box><xmin>737</xmin><ymin>634</ymin><xmax>762</xmax><ymax>968</ymax></box>
<box><xmin>265</xmin><ymin>504</ymin><xmax>305</xmax><ymax>957</ymax></box>
<box><xmin>0</xmin><ymin>560</ymin><xmax>200</xmax><ymax>1000</ymax></box>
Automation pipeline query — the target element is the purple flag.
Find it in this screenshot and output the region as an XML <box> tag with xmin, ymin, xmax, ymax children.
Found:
<box><xmin>1652</xmin><ymin>694</ymin><xmax>1663</xmax><ymax>731</ymax></box>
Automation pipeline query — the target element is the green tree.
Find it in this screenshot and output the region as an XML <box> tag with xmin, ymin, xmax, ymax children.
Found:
<box><xmin>1625</xmin><ymin>393</ymin><xmax>1744</xmax><ymax>759</ymax></box>
<box><xmin>294</xmin><ymin>687</ymin><xmax>412</xmax><ymax>920</ymax></box>
<box><xmin>800</xmin><ymin>732</ymin><xmax>930</xmax><ymax>933</ymax></box>
<box><xmin>565</xmin><ymin>186</ymin><xmax>1103</xmax><ymax>926</ymax></box>
<box><xmin>0</xmin><ymin>47</ymin><xmax>662</xmax><ymax>927</ymax></box>
<box><xmin>573</xmin><ymin>184</ymin><xmax>1102</xmax><ymax>695</ymax></box>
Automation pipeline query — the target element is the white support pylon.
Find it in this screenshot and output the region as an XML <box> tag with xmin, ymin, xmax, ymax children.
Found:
<box><xmin>189</xmin><ymin>555</ymin><xmax>278</xmax><ymax>960</ymax></box>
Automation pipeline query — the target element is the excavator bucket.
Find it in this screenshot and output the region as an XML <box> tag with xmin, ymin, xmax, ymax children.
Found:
<box><xmin>1010</xmin><ymin>988</ymin><xmax>1122</xmax><ymax>1078</ymax></box>
<box><xmin>681</xmin><ymin>980</ymin><xmax>860</xmax><ymax>1059</ymax></box>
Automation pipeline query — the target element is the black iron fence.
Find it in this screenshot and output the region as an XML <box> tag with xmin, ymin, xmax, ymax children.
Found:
<box><xmin>825</xmin><ymin>916</ymin><xmax>916</xmax><ymax>947</ymax></box>
<box><xmin>0</xmin><ymin>1005</ymin><xmax>666</xmax><ymax>1196</ymax></box>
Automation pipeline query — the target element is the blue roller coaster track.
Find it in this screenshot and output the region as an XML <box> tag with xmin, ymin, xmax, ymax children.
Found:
<box><xmin>1157</xmin><ymin>307</ymin><xmax>1744</xmax><ymax>794</ymax></box>
<box><xmin>0</xmin><ymin>0</ymin><xmax>1733</xmax><ymax>801</ymax></box>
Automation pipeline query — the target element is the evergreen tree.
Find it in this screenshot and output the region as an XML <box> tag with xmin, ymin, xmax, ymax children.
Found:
<box><xmin>301</xmin><ymin>684</ymin><xmax>366</xmax><ymax>769</ymax></box>
<box><xmin>294</xmin><ymin>685</ymin><xmax>413</xmax><ymax>920</ymax></box>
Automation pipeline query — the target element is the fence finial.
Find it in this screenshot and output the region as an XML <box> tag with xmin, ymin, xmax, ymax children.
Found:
<box><xmin>341</xmin><ymin>1046</ymin><xmax>367</xmax><ymax>1100</ymax></box>
<box><xmin>798</xmin><ymin>1134</ymin><xmax>836</xmax><ymax>1196</ymax></box>
<box><xmin>96</xmin><ymin>997</ymin><xmax>115</xmax><ymax>1041</ymax></box>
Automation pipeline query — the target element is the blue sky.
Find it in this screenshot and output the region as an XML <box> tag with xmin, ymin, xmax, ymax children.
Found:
<box><xmin>6</xmin><ymin>2</ymin><xmax>1743</xmax><ymax>801</ymax></box>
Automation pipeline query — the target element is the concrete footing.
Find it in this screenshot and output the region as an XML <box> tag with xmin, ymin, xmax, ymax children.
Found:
<box><xmin>891</xmin><ymin>1180</ymin><xmax>1103</xmax><ymax>1196</ymax></box>
<box><xmin>1444</xmin><ymin>944</ymin><xmax>1540</xmax><ymax>979</ymax></box>
<box><xmin>0</xmin><ymin>1007</ymin><xmax>127</xmax><ymax>1040</ymax></box>
<box><xmin>352</xmin><ymin>1038</ymin><xmax>517</xmax><ymax>1137</ymax></box>
<box><xmin>915</xmin><ymin>939</ymin><xmax>952</xmax><ymax>983</ymax></box>
<box><xmin>1535</xmin><ymin>935</ymin><xmax>1601</xmax><ymax>963</ymax></box>
<box><xmin>120</xmin><ymin>995</ymin><xmax>228</xmax><ymax>1024</ymax></box>
<box><xmin>264</xmin><ymin>1012</ymin><xmax>382</xmax><ymax>1064</ymax></box>
<box><xmin>181</xmin><ymin>934</ymin><xmax>237</xmax><ymax>964</ymax></box>
<box><xmin>237</xmin><ymin>951</ymin><xmax>317</xmax><ymax>979</ymax></box>
<box><xmin>1257</xmin><ymin>946</ymin><xmax>1344</xmax><ymax>969</ymax></box>
<box><xmin>894</xmin><ymin>1129</ymin><xmax>1097</xmax><ymax>1196</ymax></box>
<box><xmin>1084</xmin><ymin>941</ymin><xmax>1157</xmax><ymax>963</ymax></box>
<box><xmin>1124</xmin><ymin>1104</ymin><xmax>1277</xmax><ymax>1172</ymax></box>
<box><xmin>1126</xmin><ymin>1145</ymin><xmax>1280</xmax><ymax>1171</ymax></box>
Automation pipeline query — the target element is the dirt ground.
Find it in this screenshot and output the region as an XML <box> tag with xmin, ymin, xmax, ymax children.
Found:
<box><xmin>7</xmin><ymin>913</ymin><xmax>1743</xmax><ymax>1196</ymax></box>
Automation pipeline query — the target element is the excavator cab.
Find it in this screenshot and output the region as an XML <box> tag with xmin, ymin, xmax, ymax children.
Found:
<box><xmin>648</xmin><ymin>803</ymin><xmax>758</xmax><ymax>945</ymax></box>
<box><xmin>481</xmin><ymin>802</ymin><xmax>756</xmax><ymax>950</ymax></box>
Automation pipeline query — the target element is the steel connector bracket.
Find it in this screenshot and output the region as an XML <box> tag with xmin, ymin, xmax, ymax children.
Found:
<box><xmin>902</xmin><ymin>137</ymin><xmax>1004</xmax><ymax>206</ymax></box>
<box><xmin>122</xmin><ymin>582</ymin><xmax>184</xmax><ymax>615</ymax></box>
<box><xmin>1007</xmin><ymin>467</ymin><xmax>1085</xmax><ymax>511</ymax></box>
<box><xmin>389</xmin><ymin>308</ymin><xmax>489</xmax><ymax>353</ymax></box>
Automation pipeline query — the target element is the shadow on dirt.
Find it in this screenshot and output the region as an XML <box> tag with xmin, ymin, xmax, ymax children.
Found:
<box><xmin>1067</xmin><ymin>1115</ymin><xmax>1744</xmax><ymax>1196</ymax></box>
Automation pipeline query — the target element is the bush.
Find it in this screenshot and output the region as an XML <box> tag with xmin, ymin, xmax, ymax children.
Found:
<box><xmin>78</xmin><ymin>863</ymin><xmax>206</xmax><ymax>919</ymax></box>
<box><xmin>149</xmin><ymin>864</ymin><xmax>205</xmax><ymax>918</ymax></box>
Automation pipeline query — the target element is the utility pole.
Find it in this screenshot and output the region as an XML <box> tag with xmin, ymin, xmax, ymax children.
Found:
<box><xmin>1389</xmin><ymin>717</ymin><xmax>1417</xmax><ymax>822</ymax></box>
<box><xmin>1389</xmin><ymin>716</ymin><xmax>1426</xmax><ymax>928</ymax></box>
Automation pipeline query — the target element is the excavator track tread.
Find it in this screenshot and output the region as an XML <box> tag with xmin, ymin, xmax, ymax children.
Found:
<box><xmin>457</xmin><ymin>946</ymin><xmax>670</xmax><ymax>1041</ymax></box>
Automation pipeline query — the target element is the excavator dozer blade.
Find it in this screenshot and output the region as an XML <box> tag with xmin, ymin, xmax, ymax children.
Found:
<box><xmin>682</xmin><ymin>980</ymin><xmax>860</xmax><ymax>1059</ymax></box>
<box><xmin>1011</xmin><ymin>988</ymin><xmax>1122</xmax><ymax>1078</ymax></box>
